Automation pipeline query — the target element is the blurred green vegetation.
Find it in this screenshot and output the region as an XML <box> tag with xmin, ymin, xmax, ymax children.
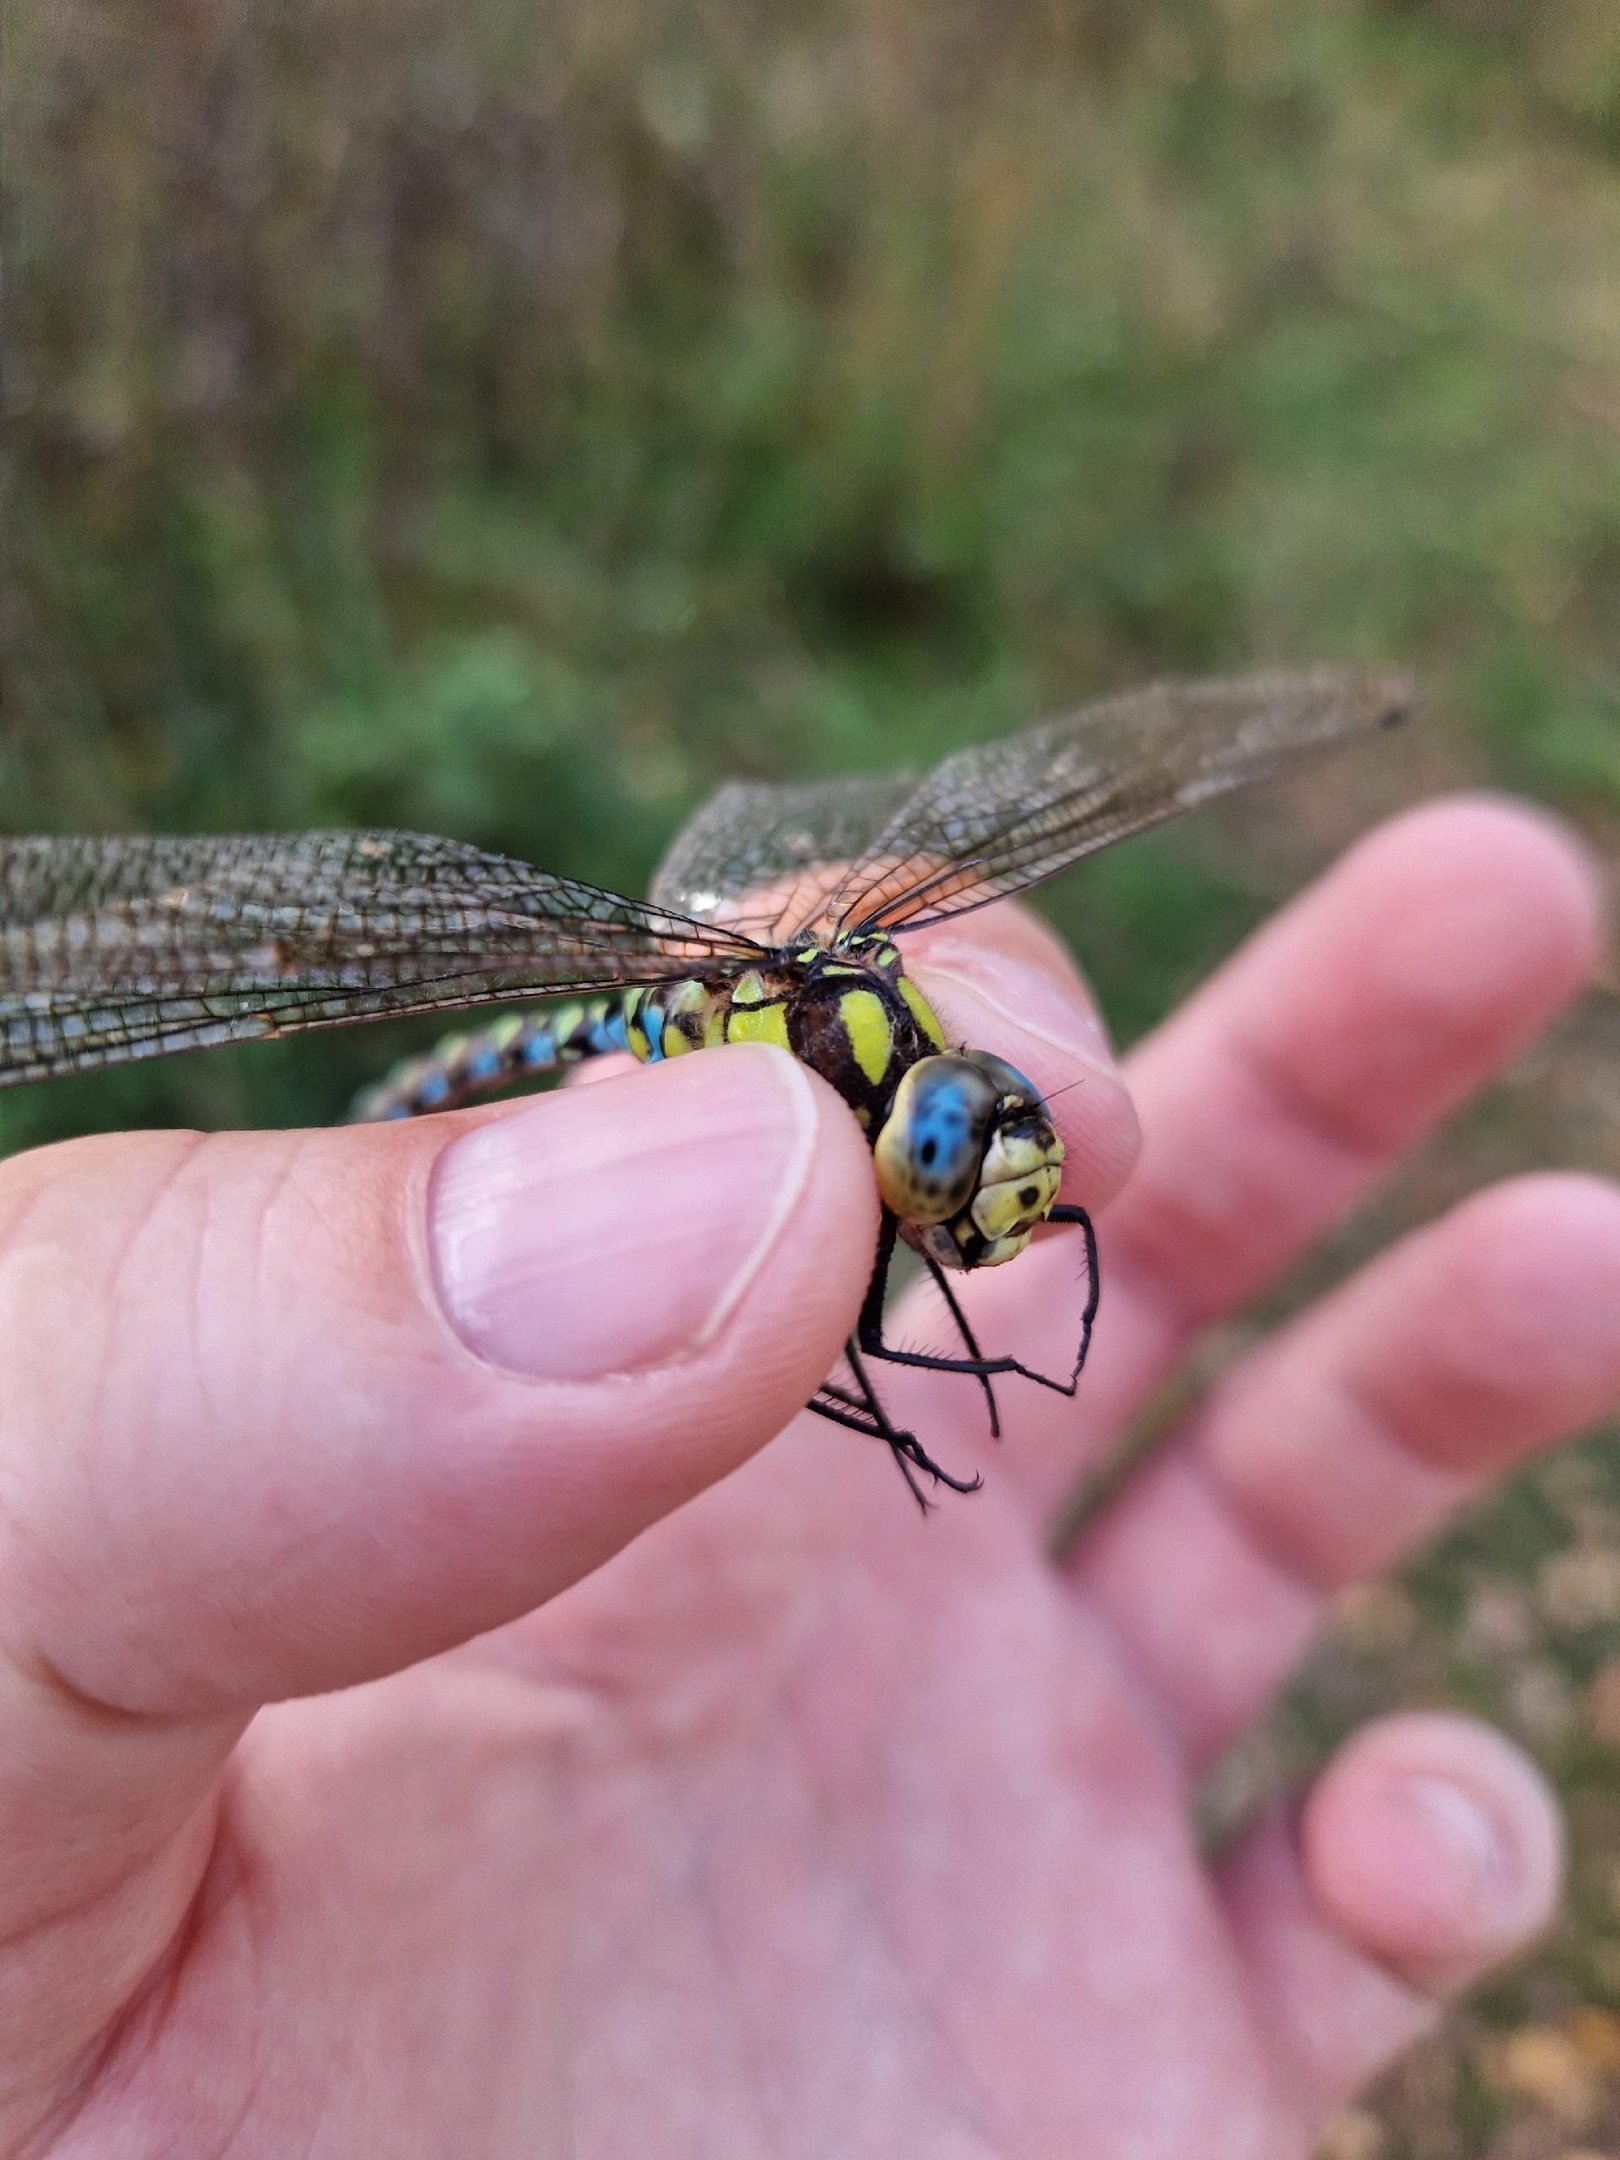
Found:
<box><xmin>5</xmin><ymin>0</ymin><xmax>1619</xmax><ymax>1145</ymax></box>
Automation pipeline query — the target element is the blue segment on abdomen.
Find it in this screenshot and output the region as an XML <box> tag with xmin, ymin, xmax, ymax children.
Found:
<box><xmin>588</xmin><ymin>1008</ymin><xmax>629</xmax><ymax>1056</ymax></box>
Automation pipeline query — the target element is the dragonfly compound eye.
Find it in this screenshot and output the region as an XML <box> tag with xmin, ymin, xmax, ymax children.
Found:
<box><xmin>874</xmin><ymin>1049</ymin><xmax>1066</xmax><ymax>1270</ymax></box>
<box><xmin>873</xmin><ymin>1054</ymin><xmax>1002</xmax><ymax>1225</ymax></box>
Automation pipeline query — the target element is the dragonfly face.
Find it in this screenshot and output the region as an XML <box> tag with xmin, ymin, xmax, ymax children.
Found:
<box><xmin>0</xmin><ymin>669</ymin><xmax>1411</xmax><ymax>1504</ymax></box>
<box><xmin>875</xmin><ymin>1050</ymin><xmax>1065</xmax><ymax>1271</ymax></box>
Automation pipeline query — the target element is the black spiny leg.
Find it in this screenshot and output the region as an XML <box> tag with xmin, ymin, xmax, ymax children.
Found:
<box><xmin>918</xmin><ymin>1251</ymin><xmax>1001</xmax><ymax>1439</ymax></box>
<box><xmin>1045</xmin><ymin>1203</ymin><xmax>1101</xmax><ymax>1384</ymax></box>
<box><xmin>807</xmin><ymin>1206</ymin><xmax>1101</xmax><ymax>1504</ymax></box>
<box><xmin>805</xmin><ymin>1372</ymin><xmax>982</xmax><ymax>1509</ymax></box>
<box><xmin>857</xmin><ymin>1203</ymin><xmax>1101</xmax><ymax>1401</ymax></box>
<box><xmin>844</xmin><ymin>1208</ymin><xmax>1002</xmax><ymax>1442</ymax></box>
<box><xmin>806</xmin><ymin>1217</ymin><xmax>983</xmax><ymax>1507</ymax></box>
<box><xmin>848</xmin><ymin>1339</ymin><xmax>983</xmax><ymax>1508</ymax></box>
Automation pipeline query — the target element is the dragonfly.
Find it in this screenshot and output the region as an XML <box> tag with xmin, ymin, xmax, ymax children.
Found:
<box><xmin>0</xmin><ymin>669</ymin><xmax>1409</xmax><ymax>1504</ymax></box>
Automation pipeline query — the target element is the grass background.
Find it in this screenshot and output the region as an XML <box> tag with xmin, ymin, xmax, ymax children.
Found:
<box><xmin>5</xmin><ymin>2</ymin><xmax>1620</xmax><ymax>2149</ymax></box>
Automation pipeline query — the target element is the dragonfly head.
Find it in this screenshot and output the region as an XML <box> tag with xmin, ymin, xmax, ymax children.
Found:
<box><xmin>873</xmin><ymin>1050</ymin><xmax>1065</xmax><ymax>1270</ymax></box>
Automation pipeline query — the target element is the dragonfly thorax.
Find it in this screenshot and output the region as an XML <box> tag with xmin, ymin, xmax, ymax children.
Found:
<box><xmin>622</xmin><ymin>948</ymin><xmax>1064</xmax><ymax>1271</ymax></box>
<box><xmin>622</xmin><ymin>935</ymin><xmax>948</xmax><ymax>1133</ymax></box>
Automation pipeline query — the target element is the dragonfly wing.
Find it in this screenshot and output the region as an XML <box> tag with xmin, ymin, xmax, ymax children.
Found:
<box><xmin>650</xmin><ymin>773</ymin><xmax>919</xmax><ymax>941</ymax></box>
<box><xmin>0</xmin><ymin>830</ymin><xmax>765</xmax><ymax>1084</ymax></box>
<box><xmin>821</xmin><ymin>670</ymin><xmax>1414</xmax><ymax>934</ymax></box>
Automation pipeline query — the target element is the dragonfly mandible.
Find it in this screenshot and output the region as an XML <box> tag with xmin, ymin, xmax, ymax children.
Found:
<box><xmin>0</xmin><ymin>669</ymin><xmax>1410</xmax><ymax>1504</ymax></box>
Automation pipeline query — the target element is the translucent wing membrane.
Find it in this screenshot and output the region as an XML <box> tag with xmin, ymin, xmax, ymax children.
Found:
<box><xmin>0</xmin><ymin>831</ymin><xmax>764</xmax><ymax>1085</ymax></box>
<box><xmin>0</xmin><ymin>673</ymin><xmax>1412</xmax><ymax>1089</ymax></box>
<box><xmin>817</xmin><ymin>670</ymin><xmax>1413</xmax><ymax>936</ymax></box>
<box><xmin>651</xmin><ymin>773</ymin><xmax>918</xmax><ymax>941</ymax></box>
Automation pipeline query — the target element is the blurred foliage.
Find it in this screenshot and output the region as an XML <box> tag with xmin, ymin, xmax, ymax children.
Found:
<box><xmin>5</xmin><ymin>0</ymin><xmax>1619</xmax><ymax>1139</ymax></box>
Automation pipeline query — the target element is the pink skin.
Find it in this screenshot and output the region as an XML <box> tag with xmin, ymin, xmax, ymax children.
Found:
<box><xmin>0</xmin><ymin>796</ymin><xmax>1615</xmax><ymax>2157</ymax></box>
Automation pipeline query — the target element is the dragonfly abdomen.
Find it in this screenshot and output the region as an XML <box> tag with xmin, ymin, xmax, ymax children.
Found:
<box><xmin>350</xmin><ymin>997</ymin><xmax>632</xmax><ymax>1121</ymax></box>
<box><xmin>348</xmin><ymin>945</ymin><xmax>950</xmax><ymax>1138</ymax></box>
<box><xmin>630</xmin><ymin>945</ymin><xmax>950</xmax><ymax>1135</ymax></box>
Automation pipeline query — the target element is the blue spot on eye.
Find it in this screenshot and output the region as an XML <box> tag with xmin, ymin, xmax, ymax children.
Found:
<box><xmin>421</xmin><ymin>1073</ymin><xmax>450</xmax><ymax>1105</ymax></box>
<box><xmin>907</xmin><ymin>1079</ymin><xmax>976</xmax><ymax>1176</ymax></box>
<box><xmin>523</xmin><ymin>1032</ymin><xmax>553</xmax><ymax>1066</ymax></box>
<box><xmin>469</xmin><ymin>1049</ymin><xmax>499</xmax><ymax>1078</ymax></box>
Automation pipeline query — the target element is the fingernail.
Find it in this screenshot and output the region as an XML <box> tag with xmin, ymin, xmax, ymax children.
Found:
<box><xmin>1393</xmin><ymin>1775</ymin><xmax>1514</xmax><ymax>1925</ymax></box>
<box><xmin>429</xmin><ymin>1046</ymin><xmax>816</xmax><ymax>1380</ymax></box>
<box><xmin>915</xmin><ymin>944</ymin><xmax>1119</xmax><ymax>1076</ymax></box>
<box><xmin>1398</xmin><ymin>1775</ymin><xmax>1502</xmax><ymax>1874</ymax></box>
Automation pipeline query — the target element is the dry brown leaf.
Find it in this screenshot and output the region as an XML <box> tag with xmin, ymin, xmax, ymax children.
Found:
<box><xmin>1311</xmin><ymin>2106</ymin><xmax>1387</xmax><ymax>2160</ymax></box>
<box><xmin>1485</xmin><ymin>2027</ymin><xmax>1604</xmax><ymax>2131</ymax></box>
<box><xmin>1541</xmin><ymin>1547</ymin><xmax>1620</xmax><ymax>1631</ymax></box>
<box><xmin>1564</xmin><ymin>2004</ymin><xmax>1620</xmax><ymax>2076</ymax></box>
<box><xmin>1587</xmin><ymin>1661</ymin><xmax>1620</xmax><ymax>1747</ymax></box>
<box><xmin>1332</xmin><ymin>1581</ymin><xmax>1417</xmax><ymax>1655</ymax></box>
<box><xmin>1510</xmin><ymin>1662</ymin><xmax>1579</xmax><ymax>1746</ymax></box>
<box><xmin>1461</xmin><ymin>1582</ymin><xmax>1538</xmax><ymax>1659</ymax></box>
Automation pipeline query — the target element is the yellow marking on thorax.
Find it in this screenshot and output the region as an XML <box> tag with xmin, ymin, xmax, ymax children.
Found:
<box><xmin>898</xmin><ymin>975</ymin><xmax>947</xmax><ymax>1051</ymax></box>
<box><xmin>838</xmin><ymin>988</ymin><xmax>894</xmax><ymax>1086</ymax></box>
<box><xmin>726</xmin><ymin>999</ymin><xmax>791</xmax><ymax>1051</ymax></box>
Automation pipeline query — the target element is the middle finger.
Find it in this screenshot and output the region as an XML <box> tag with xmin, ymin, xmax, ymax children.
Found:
<box><xmin>925</xmin><ymin>794</ymin><xmax>1604</xmax><ymax>1515</ymax></box>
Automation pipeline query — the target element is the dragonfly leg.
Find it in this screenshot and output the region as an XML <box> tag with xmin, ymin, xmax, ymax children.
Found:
<box><xmin>851</xmin><ymin>1337</ymin><xmax>983</xmax><ymax>1507</ymax></box>
<box><xmin>917</xmin><ymin>1252</ymin><xmax>1001</xmax><ymax>1440</ymax></box>
<box><xmin>805</xmin><ymin>1383</ymin><xmax>931</xmax><ymax>1510</ymax></box>
<box><xmin>857</xmin><ymin>1204</ymin><xmax>1101</xmax><ymax>1403</ymax></box>
<box><xmin>806</xmin><ymin>1286</ymin><xmax>983</xmax><ymax>1509</ymax></box>
<box><xmin>1046</xmin><ymin>1204</ymin><xmax>1102</xmax><ymax>1384</ymax></box>
<box><xmin>848</xmin><ymin>1214</ymin><xmax>1002</xmax><ymax>1440</ymax></box>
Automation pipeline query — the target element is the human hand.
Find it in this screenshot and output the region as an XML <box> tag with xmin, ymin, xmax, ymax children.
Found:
<box><xmin>1</xmin><ymin>796</ymin><xmax>1615</xmax><ymax>2158</ymax></box>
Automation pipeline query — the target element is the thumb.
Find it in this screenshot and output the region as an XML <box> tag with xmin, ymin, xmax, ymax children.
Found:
<box><xmin>0</xmin><ymin>1045</ymin><xmax>872</xmax><ymax>2124</ymax></box>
